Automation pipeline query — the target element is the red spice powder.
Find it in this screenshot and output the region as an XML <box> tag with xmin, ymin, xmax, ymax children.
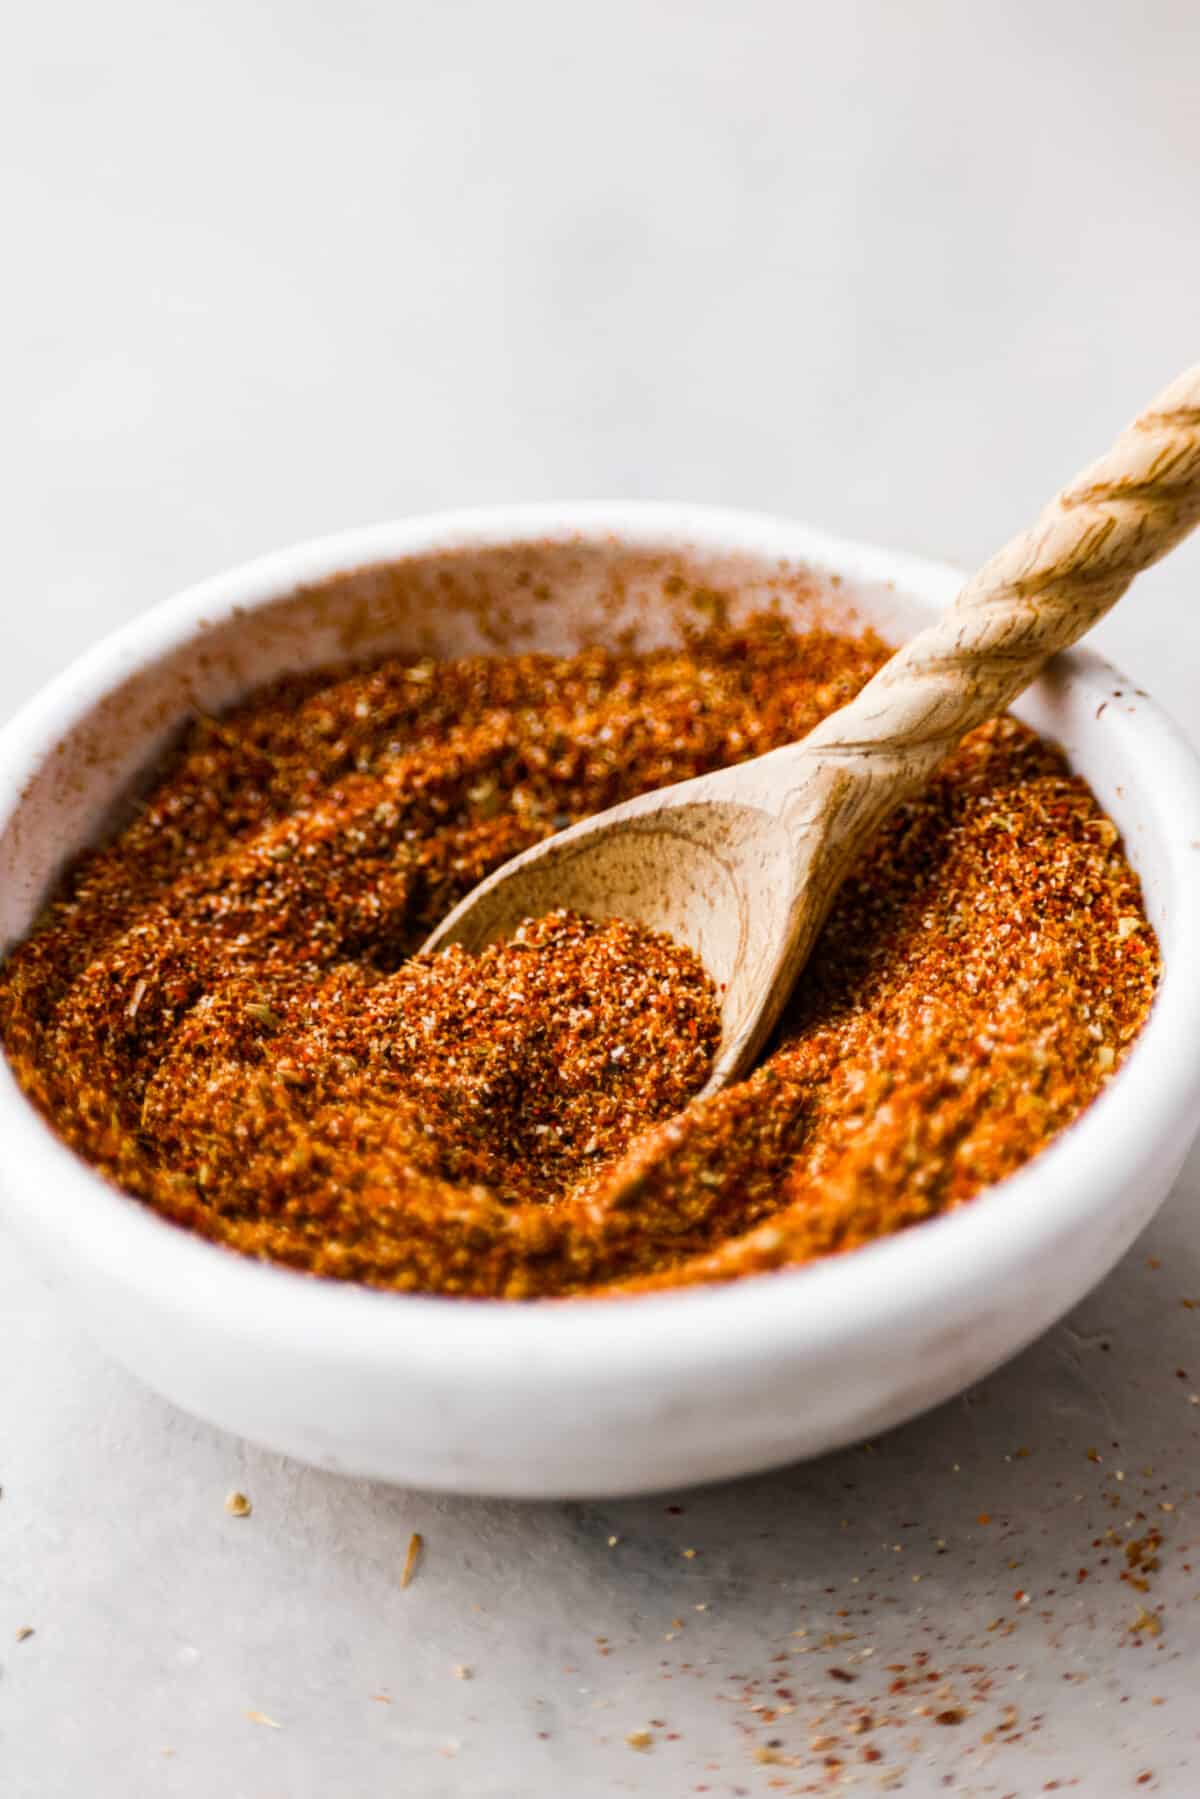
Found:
<box><xmin>0</xmin><ymin>616</ymin><xmax>1159</xmax><ymax>1298</ymax></box>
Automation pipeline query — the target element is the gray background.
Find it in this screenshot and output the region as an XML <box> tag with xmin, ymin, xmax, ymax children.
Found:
<box><xmin>3</xmin><ymin>3</ymin><xmax>1200</xmax><ymax>1793</ymax></box>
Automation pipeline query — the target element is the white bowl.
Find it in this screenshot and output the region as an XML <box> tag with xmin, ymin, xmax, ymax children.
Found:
<box><xmin>3</xmin><ymin>505</ymin><xmax>1200</xmax><ymax>1499</ymax></box>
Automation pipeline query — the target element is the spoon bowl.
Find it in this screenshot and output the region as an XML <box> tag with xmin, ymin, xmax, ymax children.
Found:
<box><xmin>424</xmin><ymin>782</ymin><xmax>799</xmax><ymax>1094</ymax></box>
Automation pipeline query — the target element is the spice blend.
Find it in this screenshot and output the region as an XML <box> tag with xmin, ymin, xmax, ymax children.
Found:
<box><xmin>0</xmin><ymin>615</ymin><xmax>1159</xmax><ymax>1298</ymax></box>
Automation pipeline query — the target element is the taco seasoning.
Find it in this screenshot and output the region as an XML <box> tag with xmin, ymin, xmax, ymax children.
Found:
<box><xmin>0</xmin><ymin>615</ymin><xmax>1159</xmax><ymax>1299</ymax></box>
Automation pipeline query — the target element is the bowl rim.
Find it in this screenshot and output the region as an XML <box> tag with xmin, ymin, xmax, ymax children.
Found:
<box><xmin>3</xmin><ymin>500</ymin><xmax>1200</xmax><ymax>1391</ymax></box>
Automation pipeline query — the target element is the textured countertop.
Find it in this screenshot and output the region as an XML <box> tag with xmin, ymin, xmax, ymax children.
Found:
<box><xmin>4</xmin><ymin>3</ymin><xmax>1200</xmax><ymax>1793</ymax></box>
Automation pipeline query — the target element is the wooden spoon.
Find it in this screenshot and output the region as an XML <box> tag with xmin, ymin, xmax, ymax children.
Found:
<box><xmin>424</xmin><ymin>365</ymin><xmax>1200</xmax><ymax>1095</ymax></box>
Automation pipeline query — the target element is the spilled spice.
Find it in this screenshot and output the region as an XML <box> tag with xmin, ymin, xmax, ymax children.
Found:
<box><xmin>0</xmin><ymin>616</ymin><xmax>1159</xmax><ymax>1298</ymax></box>
<box><xmin>401</xmin><ymin>1532</ymin><xmax>424</xmax><ymax>1589</ymax></box>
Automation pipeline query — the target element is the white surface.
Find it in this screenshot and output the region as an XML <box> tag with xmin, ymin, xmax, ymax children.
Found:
<box><xmin>3</xmin><ymin>2</ymin><xmax>1200</xmax><ymax>1792</ymax></box>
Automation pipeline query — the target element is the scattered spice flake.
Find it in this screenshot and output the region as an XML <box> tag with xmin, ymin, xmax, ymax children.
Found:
<box><xmin>625</xmin><ymin>1730</ymin><xmax>653</xmax><ymax>1751</ymax></box>
<box><xmin>224</xmin><ymin>1490</ymin><xmax>252</xmax><ymax>1518</ymax></box>
<box><xmin>1125</xmin><ymin>1532</ymin><xmax>1163</xmax><ymax>1575</ymax></box>
<box><xmin>245</xmin><ymin>1710</ymin><xmax>282</xmax><ymax>1729</ymax></box>
<box><xmin>15</xmin><ymin>1626</ymin><xmax>34</xmax><ymax>1642</ymax></box>
<box><xmin>935</xmin><ymin>1708</ymin><xmax>966</xmax><ymax>1726</ymax></box>
<box><xmin>1130</xmin><ymin>1609</ymin><xmax>1162</xmax><ymax>1637</ymax></box>
<box><xmin>453</xmin><ymin>1664</ymin><xmax>472</xmax><ymax>1680</ymax></box>
<box><xmin>401</xmin><ymin>1532</ymin><xmax>424</xmax><ymax>1588</ymax></box>
<box><xmin>681</xmin><ymin>1548</ymin><xmax>698</xmax><ymax>1559</ymax></box>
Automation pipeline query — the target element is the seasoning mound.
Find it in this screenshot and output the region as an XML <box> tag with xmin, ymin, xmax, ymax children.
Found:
<box><xmin>0</xmin><ymin>616</ymin><xmax>1159</xmax><ymax>1299</ymax></box>
<box><xmin>140</xmin><ymin>907</ymin><xmax>719</xmax><ymax>1214</ymax></box>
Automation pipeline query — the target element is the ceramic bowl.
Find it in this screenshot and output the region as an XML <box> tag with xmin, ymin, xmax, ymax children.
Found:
<box><xmin>3</xmin><ymin>505</ymin><xmax>1200</xmax><ymax>1498</ymax></box>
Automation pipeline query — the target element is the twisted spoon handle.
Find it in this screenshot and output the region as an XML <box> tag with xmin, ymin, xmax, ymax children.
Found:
<box><xmin>713</xmin><ymin>364</ymin><xmax>1200</xmax><ymax>1081</ymax></box>
<box><xmin>800</xmin><ymin>364</ymin><xmax>1200</xmax><ymax>790</ymax></box>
